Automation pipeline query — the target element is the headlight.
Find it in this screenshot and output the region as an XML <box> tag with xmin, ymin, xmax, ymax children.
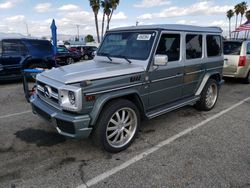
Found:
<box><xmin>68</xmin><ymin>91</ymin><xmax>76</xmax><ymax>105</ymax></box>
<box><xmin>59</xmin><ymin>86</ymin><xmax>82</xmax><ymax>112</ymax></box>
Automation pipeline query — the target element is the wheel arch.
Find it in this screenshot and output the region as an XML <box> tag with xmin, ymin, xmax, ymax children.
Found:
<box><xmin>89</xmin><ymin>89</ymin><xmax>146</xmax><ymax>126</ymax></box>
<box><xmin>195</xmin><ymin>72</ymin><xmax>222</xmax><ymax>96</ymax></box>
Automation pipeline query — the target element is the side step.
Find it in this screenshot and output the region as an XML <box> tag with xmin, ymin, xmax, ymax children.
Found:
<box><xmin>146</xmin><ymin>96</ymin><xmax>200</xmax><ymax>119</ymax></box>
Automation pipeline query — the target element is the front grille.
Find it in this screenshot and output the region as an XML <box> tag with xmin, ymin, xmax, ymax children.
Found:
<box><xmin>37</xmin><ymin>81</ymin><xmax>59</xmax><ymax>105</ymax></box>
<box><xmin>34</xmin><ymin>105</ymin><xmax>51</xmax><ymax>121</ymax></box>
<box><xmin>56</xmin><ymin>119</ymin><xmax>75</xmax><ymax>134</ymax></box>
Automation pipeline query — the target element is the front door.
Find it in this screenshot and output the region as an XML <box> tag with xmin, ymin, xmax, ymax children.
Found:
<box><xmin>148</xmin><ymin>32</ymin><xmax>184</xmax><ymax>109</ymax></box>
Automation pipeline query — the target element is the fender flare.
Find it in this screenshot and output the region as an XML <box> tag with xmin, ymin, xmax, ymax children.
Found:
<box><xmin>89</xmin><ymin>88</ymin><xmax>145</xmax><ymax>126</ymax></box>
<box><xmin>195</xmin><ymin>72</ymin><xmax>222</xmax><ymax>96</ymax></box>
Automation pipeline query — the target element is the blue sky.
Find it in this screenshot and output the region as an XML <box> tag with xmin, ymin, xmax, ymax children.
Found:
<box><xmin>0</xmin><ymin>0</ymin><xmax>247</xmax><ymax>38</ymax></box>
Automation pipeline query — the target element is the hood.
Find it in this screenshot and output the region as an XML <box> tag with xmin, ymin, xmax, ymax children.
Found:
<box><xmin>39</xmin><ymin>60</ymin><xmax>145</xmax><ymax>84</ymax></box>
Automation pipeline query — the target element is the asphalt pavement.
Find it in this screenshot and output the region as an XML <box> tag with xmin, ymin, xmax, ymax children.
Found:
<box><xmin>0</xmin><ymin>79</ymin><xmax>249</xmax><ymax>188</ymax></box>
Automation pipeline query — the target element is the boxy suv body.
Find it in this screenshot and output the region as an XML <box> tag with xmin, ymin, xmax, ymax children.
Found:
<box><xmin>223</xmin><ymin>40</ymin><xmax>250</xmax><ymax>83</ymax></box>
<box><xmin>0</xmin><ymin>38</ymin><xmax>56</xmax><ymax>80</ymax></box>
<box><xmin>31</xmin><ymin>25</ymin><xmax>224</xmax><ymax>152</ymax></box>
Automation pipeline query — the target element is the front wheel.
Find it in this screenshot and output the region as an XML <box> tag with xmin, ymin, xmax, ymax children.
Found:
<box><xmin>195</xmin><ymin>79</ymin><xmax>219</xmax><ymax>111</ymax></box>
<box><xmin>92</xmin><ymin>99</ymin><xmax>140</xmax><ymax>153</ymax></box>
<box><xmin>66</xmin><ymin>57</ymin><xmax>74</xmax><ymax>64</ymax></box>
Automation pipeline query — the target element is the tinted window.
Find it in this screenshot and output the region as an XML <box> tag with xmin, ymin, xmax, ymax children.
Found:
<box><xmin>2</xmin><ymin>40</ymin><xmax>26</xmax><ymax>55</ymax></box>
<box><xmin>207</xmin><ymin>35</ymin><xmax>222</xmax><ymax>57</ymax></box>
<box><xmin>186</xmin><ymin>34</ymin><xmax>202</xmax><ymax>59</ymax></box>
<box><xmin>247</xmin><ymin>43</ymin><xmax>250</xmax><ymax>55</ymax></box>
<box><xmin>223</xmin><ymin>41</ymin><xmax>242</xmax><ymax>55</ymax></box>
<box><xmin>57</xmin><ymin>47</ymin><xmax>68</xmax><ymax>53</ymax></box>
<box><xmin>156</xmin><ymin>34</ymin><xmax>180</xmax><ymax>62</ymax></box>
<box><xmin>98</xmin><ymin>31</ymin><xmax>156</xmax><ymax>60</ymax></box>
<box><xmin>28</xmin><ymin>40</ymin><xmax>52</xmax><ymax>53</ymax></box>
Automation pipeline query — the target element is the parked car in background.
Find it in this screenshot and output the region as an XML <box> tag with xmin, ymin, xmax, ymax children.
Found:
<box><xmin>0</xmin><ymin>38</ymin><xmax>56</xmax><ymax>80</ymax></box>
<box><xmin>80</xmin><ymin>46</ymin><xmax>98</xmax><ymax>60</ymax></box>
<box><xmin>55</xmin><ymin>47</ymin><xmax>81</xmax><ymax>65</ymax></box>
<box><xmin>31</xmin><ymin>24</ymin><xmax>224</xmax><ymax>152</ymax></box>
<box><xmin>223</xmin><ymin>40</ymin><xmax>250</xmax><ymax>83</ymax></box>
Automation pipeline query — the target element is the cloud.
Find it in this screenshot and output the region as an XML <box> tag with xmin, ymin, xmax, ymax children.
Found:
<box><xmin>34</xmin><ymin>3</ymin><xmax>51</xmax><ymax>13</ymax></box>
<box><xmin>134</xmin><ymin>0</ymin><xmax>171</xmax><ymax>8</ymax></box>
<box><xmin>138</xmin><ymin>1</ymin><xmax>232</xmax><ymax>20</ymax></box>
<box><xmin>58</xmin><ymin>4</ymin><xmax>79</xmax><ymax>11</ymax></box>
<box><xmin>5</xmin><ymin>15</ymin><xmax>25</xmax><ymax>23</ymax></box>
<box><xmin>176</xmin><ymin>20</ymin><xmax>198</xmax><ymax>25</ymax></box>
<box><xmin>112</xmin><ymin>12</ymin><xmax>127</xmax><ymax>20</ymax></box>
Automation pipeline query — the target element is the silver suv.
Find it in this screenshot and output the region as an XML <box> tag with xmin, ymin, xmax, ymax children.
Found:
<box><xmin>223</xmin><ymin>40</ymin><xmax>250</xmax><ymax>83</ymax></box>
<box><xmin>31</xmin><ymin>24</ymin><xmax>224</xmax><ymax>152</ymax></box>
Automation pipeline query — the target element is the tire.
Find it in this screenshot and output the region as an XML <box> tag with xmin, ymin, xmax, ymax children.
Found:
<box><xmin>66</xmin><ymin>57</ymin><xmax>74</xmax><ymax>64</ymax></box>
<box><xmin>84</xmin><ymin>55</ymin><xmax>89</xmax><ymax>60</ymax></box>
<box><xmin>195</xmin><ymin>79</ymin><xmax>219</xmax><ymax>111</ymax></box>
<box><xmin>243</xmin><ymin>71</ymin><xmax>250</xmax><ymax>84</ymax></box>
<box><xmin>92</xmin><ymin>99</ymin><xmax>140</xmax><ymax>153</ymax></box>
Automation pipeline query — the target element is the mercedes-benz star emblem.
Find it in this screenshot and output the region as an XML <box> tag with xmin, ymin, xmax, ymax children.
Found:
<box><xmin>44</xmin><ymin>85</ymin><xmax>52</xmax><ymax>99</ymax></box>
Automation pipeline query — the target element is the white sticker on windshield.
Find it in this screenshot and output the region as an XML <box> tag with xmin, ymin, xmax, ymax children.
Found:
<box><xmin>137</xmin><ymin>34</ymin><xmax>151</xmax><ymax>40</ymax></box>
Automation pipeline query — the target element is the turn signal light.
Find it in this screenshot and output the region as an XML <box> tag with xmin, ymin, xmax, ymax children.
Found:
<box><xmin>85</xmin><ymin>95</ymin><xmax>96</xmax><ymax>102</ymax></box>
<box><xmin>238</xmin><ymin>56</ymin><xmax>246</xmax><ymax>67</ymax></box>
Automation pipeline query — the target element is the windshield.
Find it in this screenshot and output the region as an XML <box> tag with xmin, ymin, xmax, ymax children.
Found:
<box><xmin>223</xmin><ymin>41</ymin><xmax>242</xmax><ymax>55</ymax></box>
<box><xmin>97</xmin><ymin>31</ymin><xmax>156</xmax><ymax>60</ymax></box>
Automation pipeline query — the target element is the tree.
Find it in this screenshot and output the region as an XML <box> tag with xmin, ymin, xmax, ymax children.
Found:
<box><xmin>101</xmin><ymin>0</ymin><xmax>111</xmax><ymax>40</ymax></box>
<box><xmin>106</xmin><ymin>0</ymin><xmax>120</xmax><ymax>31</ymax></box>
<box><xmin>85</xmin><ymin>34</ymin><xmax>95</xmax><ymax>43</ymax></box>
<box><xmin>245</xmin><ymin>10</ymin><xmax>250</xmax><ymax>39</ymax></box>
<box><xmin>239</xmin><ymin>2</ymin><xmax>248</xmax><ymax>25</ymax></box>
<box><xmin>234</xmin><ymin>3</ymin><xmax>241</xmax><ymax>38</ymax></box>
<box><xmin>89</xmin><ymin>0</ymin><xmax>100</xmax><ymax>43</ymax></box>
<box><xmin>227</xmin><ymin>9</ymin><xmax>234</xmax><ymax>39</ymax></box>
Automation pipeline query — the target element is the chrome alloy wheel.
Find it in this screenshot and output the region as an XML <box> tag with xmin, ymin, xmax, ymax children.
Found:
<box><xmin>205</xmin><ymin>83</ymin><xmax>218</xmax><ymax>109</ymax></box>
<box><xmin>106</xmin><ymin>107</ymin><xmax>138</xmax><ymax>148</ymax></box>
<box><xmin>67</xmin><ymin>58</ymin><xmax>74</xmax><ymax>64</ymax></box>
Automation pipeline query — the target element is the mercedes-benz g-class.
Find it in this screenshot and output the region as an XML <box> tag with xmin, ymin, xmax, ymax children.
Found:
<box><xmin>31</xmin><ymin>25</ymin><xmax>224</xmax><ymax>152</ymax></box>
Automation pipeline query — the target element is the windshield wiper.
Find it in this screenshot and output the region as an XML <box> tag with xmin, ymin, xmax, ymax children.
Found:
<box><xmin>98</xmin><ymin>52</ymin><xmax>113</xmax><ymax>62</ymax></box>
<box><xmin>118</xmin><ymin>55</ymin><xmax>132</xmax><ymax>64</ymax></box>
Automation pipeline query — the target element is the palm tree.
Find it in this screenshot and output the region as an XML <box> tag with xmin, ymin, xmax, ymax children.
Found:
<box><xmin>89</xmin><ymin>0</ymin><xmax>100</xmax><ymax>43</ymax></box>
<box><xmin>239</xmin><ymin>2</ymin><xmax>248</xmax><ymax>25</ymax></box>
<box><xmin>106</xmin><ymin>0</ymin><xmax>120</xmax><ymax>31</ymax></box>
<box><xmin>101</xmin><ymin>0</ymin><xmax>111</xmax><ymax>40</ymax></box>
<box><xmin>245</xmin><ymin>10</ymin><xmax>250</xmax><ymax>39</ymax></box>
<box><xmin>234</xmin><ymin>3</ymin><xmax>241</xmax><ymax>38</ymax></box>
<box><xmin>227</xmin><ymin>9</ymin><xmax>234</xmax><ymax>39</ymax></box>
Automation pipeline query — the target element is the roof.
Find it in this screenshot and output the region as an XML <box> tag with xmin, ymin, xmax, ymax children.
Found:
<box><xmin>110</xmin><ymin>24</ymin><xmax>222</xmax><ymax>33</ymax></box>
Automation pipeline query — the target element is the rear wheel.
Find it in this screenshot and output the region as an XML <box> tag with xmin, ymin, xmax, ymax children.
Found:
<box><xmin>243</xmin><ymin>71</ymin><xmax>250</xmax><ymax>84</ymax></box>
<box><xmin>92</xmin><ymin>99</ymin><xmax>140</xmax><ymax>153</ymax></box>
<box><xmin>84</xmin><ymin>55</ymin><xmax>89</xmax><ymax>60</ymax></box>
<box><xmin>66</xmin><ymin>57</ymin><xmax>74</xmax><ymax>64</ymax></box>
<box><xmin>195</xmin><ymin>79</ymin><xmax>219</xmax><ymax>111</ymax></box>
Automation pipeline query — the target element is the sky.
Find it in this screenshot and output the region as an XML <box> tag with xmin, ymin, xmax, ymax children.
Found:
<box><xmin>0</xmin><ymin>0</ymin><xmax>248</xmax><ymax>38</ymax></box>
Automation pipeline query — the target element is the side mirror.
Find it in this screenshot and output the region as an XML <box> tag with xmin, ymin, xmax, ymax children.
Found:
<box><xmin>154</xmin><ymin>55</ymin><xmax>168</xmax><ymax>66</ymax></box>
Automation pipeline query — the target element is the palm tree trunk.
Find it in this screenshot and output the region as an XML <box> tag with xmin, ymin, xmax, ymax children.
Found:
<box><xmin>106</xmin><ymin>9</ymin><xmax>114</xmax><ymax>31</ymax></box>
<box><xmin>234</xmin><ymin>15</ymin><xmax>238</xmax><ymax>39</ymax></box>
<box><xmin>94</xmin><ymin>14</ymin><xmax>100</xmax><ymax>43</ymax></box>
<box><xmin>101</xmin><ymin>11</ymin><xmax>105</xmax><ymax>41</ymax></box>
<box><xmin>237</xmin><ymin>15</ymin><xmax>243</xmax><ymax>39</ymax></box>
<box><xmin>229</xmin><ymin>19</ymin><xmax>231</xmax><ymax>39</ymax></box>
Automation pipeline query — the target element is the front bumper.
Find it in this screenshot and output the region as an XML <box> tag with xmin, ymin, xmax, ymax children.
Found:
<box><xmin>30</xmin><ymin>95</ymin><xmax>92</xmax><ymax>138</ymax></box>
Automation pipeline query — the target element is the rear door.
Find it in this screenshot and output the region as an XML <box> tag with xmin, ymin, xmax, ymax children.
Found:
<box><xmin>223</xmin><ymin>41</ymin><xmax>242</xmax><ymax>75</ymax></box>
<box><xmin>183</xmin><ymin>33</ymin><xmax>205</xmax><ymax>97</ymax></box>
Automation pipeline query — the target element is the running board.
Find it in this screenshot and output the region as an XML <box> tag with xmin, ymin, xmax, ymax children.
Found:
<box><xmin>146</xmin><ymin>96</ymin><xmax>200</xmax><ymax>119</ymax></box>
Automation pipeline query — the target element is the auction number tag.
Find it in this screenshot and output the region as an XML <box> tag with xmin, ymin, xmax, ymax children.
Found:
<box><xmin>137</xmin><ymin>34</ymin><xmax>151</xmax><ymax>40</ymax></box>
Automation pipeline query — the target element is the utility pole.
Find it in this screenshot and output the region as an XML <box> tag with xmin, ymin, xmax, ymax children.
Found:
<box><xmin>25</xmin><ymin>22</ymin><xmax>30</xmax><ymax>37</ymax></box>
<box><xmin>136</xmin><ymin>21</ymin><xmax>139</xmax><ymax>26</ymax></box>
<box><xmin>76</xmin><ymin>25</ymin><xmax>80</xmax><ymax>41</ymax></box>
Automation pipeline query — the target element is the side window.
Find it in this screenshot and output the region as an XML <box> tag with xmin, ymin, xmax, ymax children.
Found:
<box><xmin>2</xmin><ymin>40</ymin><xmax>26</xmax><ymax>55</ymax></box>
<box><xmin>206</xmin><ymin>35</ymin><xmax>222</xmax><ymax>57</ymax></box>
<box><xmin>247</xmin><ymin>43</ymin><xmax>250</xmax><ymax>55</ymax></box>
<box><xmin>156</xmin><ymin>34</ymin><xmax>180</xmax><ymax>62</ymax></box>
<box><xmin>186</xmin><ymin>34</ymin><xmax>202</xmax><ymax>59</ymax></box>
